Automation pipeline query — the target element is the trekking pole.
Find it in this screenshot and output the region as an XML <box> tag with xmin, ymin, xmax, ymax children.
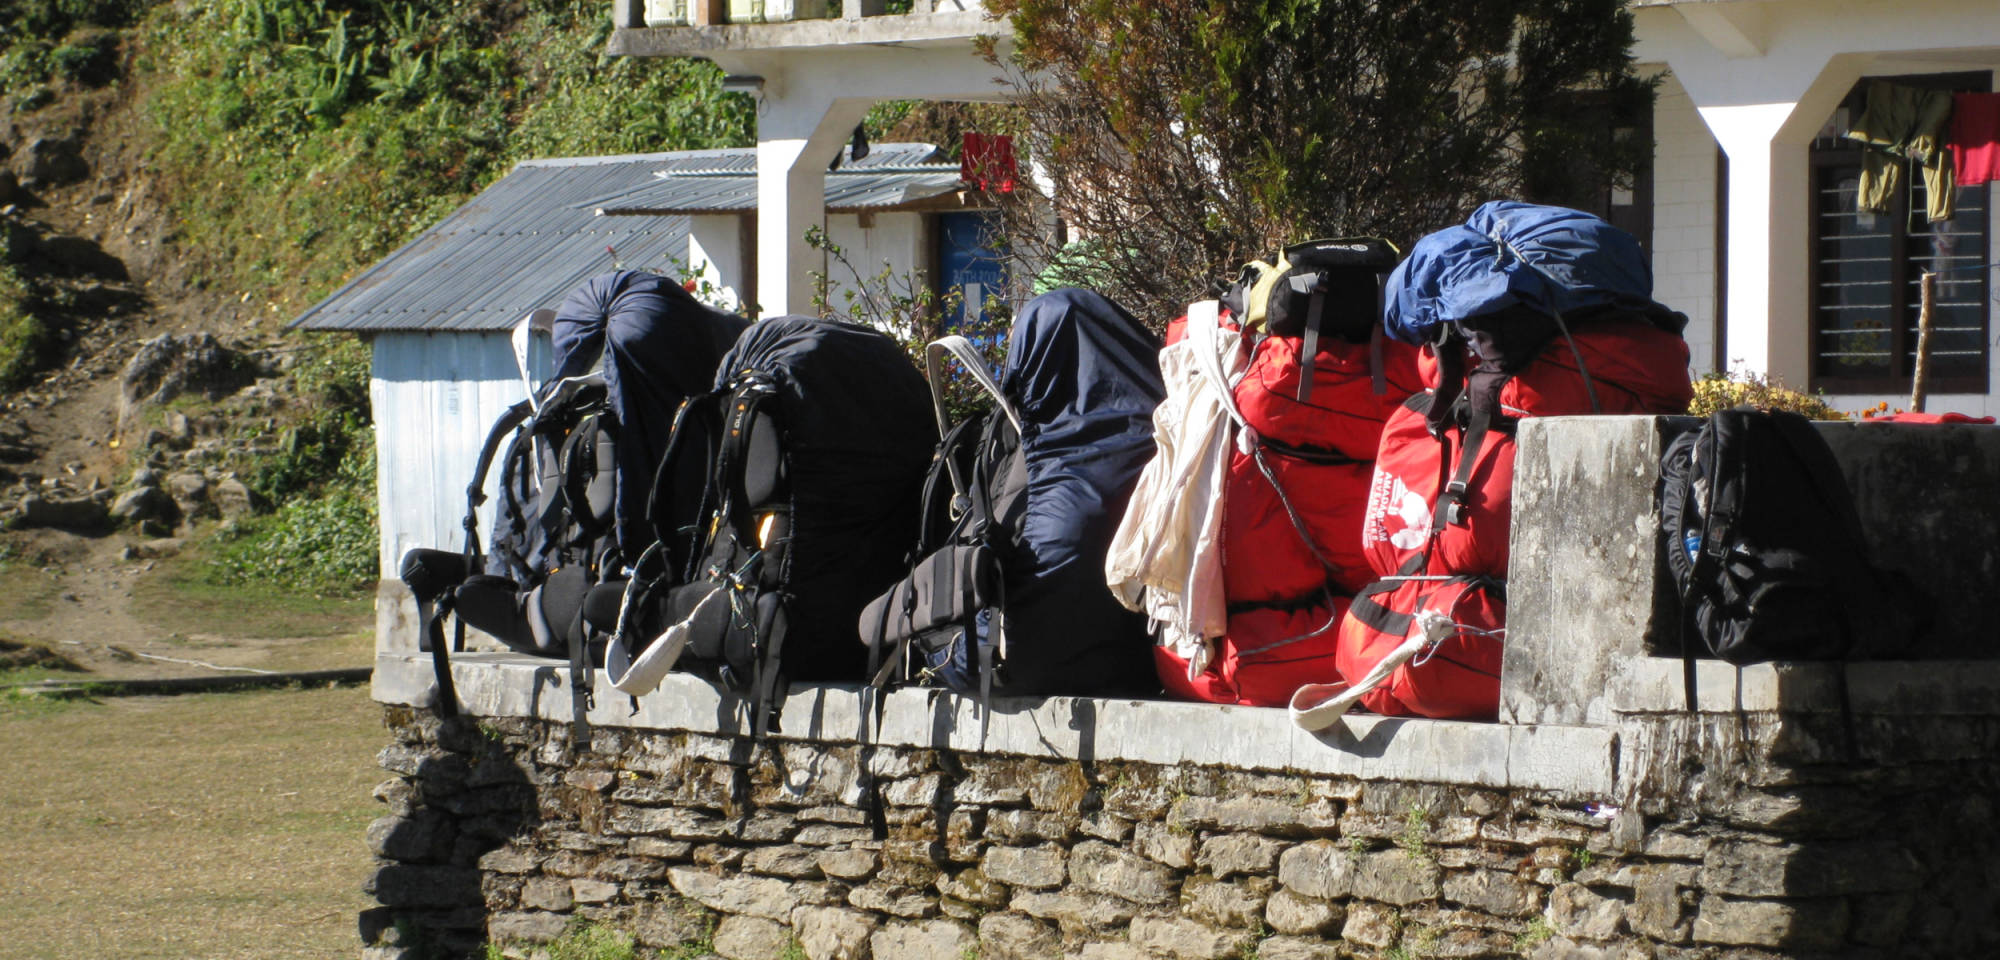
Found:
<box><xmin>1911</xmin><ymin>270</ymin><xmax>1936</xmax><ymax>413</ymax></box>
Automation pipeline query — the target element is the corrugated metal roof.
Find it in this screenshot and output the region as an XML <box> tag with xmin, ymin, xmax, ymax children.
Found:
<box><xmin>586</xmin><ymin>164</ymin><xmax>966</xmax><ymax>216</ymax></box>
<box><xmin>290</xmin><ymin>143</ymin><xmax>950</xmax><ymax>332</ymax></box>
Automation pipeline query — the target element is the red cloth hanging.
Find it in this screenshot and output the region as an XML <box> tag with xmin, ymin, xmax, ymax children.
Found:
<box><xmin>1949</xmin><ymin>92</ymin><xmax>2000</xmax><ymax>187</ymax></box>
<box><xmin>960</xmin><ymin>133</ymin><xmax>1017</xmax><ymax>193</ymax></box>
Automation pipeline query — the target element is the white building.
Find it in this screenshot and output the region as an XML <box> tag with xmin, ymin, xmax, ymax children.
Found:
<box><xmin>613</xmin><ymin>0</ymin><xmax>2000</xmax><ymax>414</ymax></box>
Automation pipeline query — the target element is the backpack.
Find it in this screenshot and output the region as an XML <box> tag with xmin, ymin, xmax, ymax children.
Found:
<box><xmin>601</xmin><ymin>316</ymin><xmax>934</xmax><ymax>733</ymax></box>
<box><xmin>859</xmin><ymin>288</ymin><xmax>1165</xmax><ymax>699</ymax></box>
<box><xmin>1658</xmin><ymin>408</ymin><xmax>1919</xmax><ymax>708</ymax></box>
<box><xmin>397</xmin><ymin>271</ymin><xmax>746</xmax><ymax>719</ymax></box>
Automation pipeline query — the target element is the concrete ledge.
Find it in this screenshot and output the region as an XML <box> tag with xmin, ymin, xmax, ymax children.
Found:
<box><xmin>1611</xmin><ymin>656</ymin><xmax>2000</xmax><ymax>715</ymax></box>
<box><xmin>372</xmin><ymin>653</ymin><xmax>1617</xmax><ymax>797</ymax></box>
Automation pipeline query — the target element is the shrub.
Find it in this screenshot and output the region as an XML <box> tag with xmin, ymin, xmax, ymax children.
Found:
<box><xmin>205</xmin><ymin>490</ymin><xmax>378</xmax><ymax>595</ymax></box>
<box><xmin>0</xmin><ymin>268</ymin><xmax>56</xmax><ymax>391</ymax></box>
<box><xmin>1689</xmin><ymin>370</ymin><xmax>1847</xmax><ymax>420</ymax></box>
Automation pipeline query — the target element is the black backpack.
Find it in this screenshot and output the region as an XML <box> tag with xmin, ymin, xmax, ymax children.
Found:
<box><xmin>599</xmin><ymin>316</ymin><xmax>934</xmax><ymax>733</ymax></box>
<box><xmin>399</xmin><ymin>374</ymin><xmax>622</xmax><ymax>717</ymax></box>
<box><xmin>1659</xmin><ymin>408</ymin><xmax>1918</xmax><ymax>708</ymax></box>
<box><xmin>858</xmin><ymin>288</ymin><xmax>1164</xmax><ymax>699</ymax></box>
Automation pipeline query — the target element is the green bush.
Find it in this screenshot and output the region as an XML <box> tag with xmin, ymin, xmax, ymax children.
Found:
<box><xmin>1689</xmin><ymin>370</ymin><xmax>1847</xmax><ymax>420</ymax></box>
<box><xmin>0</xmin><ymin>269</ymin><xmax>56</xmax><ymax>391</ymax></box>
<box><xmin>204</xmin><ymin>490</ymin><xmax>378</xmax><ymax>595</ymax></box>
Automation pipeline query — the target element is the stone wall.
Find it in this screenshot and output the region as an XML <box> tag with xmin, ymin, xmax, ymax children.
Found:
<box><xmin>359</xmin><ymin>417</ymin><xmax>2000</xmax><ymax>959</ymax></box>
<box><xmin>361</xmin><ymin>693</ymin><xmax>2000</xmax><ymax>960</ymax></box>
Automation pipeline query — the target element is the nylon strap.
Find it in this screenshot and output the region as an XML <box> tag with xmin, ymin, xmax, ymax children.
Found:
<box><xmin>1297</xmin><ymin>283</ymin><xmax>1324</xmax><ymax>404</ymax></box>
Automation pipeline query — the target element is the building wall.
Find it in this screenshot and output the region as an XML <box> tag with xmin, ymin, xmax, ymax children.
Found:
<box><xmin>369</xmin><ymin>332</ymin><xmax>550</xmax><ymax>581</ymax></box>
<box><xmin>1648</xmin><ymin>68</ymin><xmax>1722</xmax><ymax>378</ymax></box>
<box><xmin>824</xmin><ymin>211</ymin><xmax>929</xmax><ymax>312</ymax></box>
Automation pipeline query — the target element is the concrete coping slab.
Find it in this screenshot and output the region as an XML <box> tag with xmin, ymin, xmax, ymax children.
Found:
<box><xmin>372</xmin><ymin>653</ymin><xmax>1618</xmax><ymax>799</ymax></box>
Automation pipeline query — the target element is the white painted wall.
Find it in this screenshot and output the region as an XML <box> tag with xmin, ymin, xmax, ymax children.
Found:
<box><xmin>369</xmin><ymin>332</ymin><xmax>550</xmax><ymax>581</ymax></box>
<box><xmin>822</xmin><ymin>211</ymin><xmax>927</xmax><ymax>309</ymax></box>
<box><xmin>1648</xmin><ymin>69</ymin><xmax>1721</xmax><ymax>378</ymax></box>
<box><xmin>687</xmin><ymin>215</ymin><xmax>747</xmax><ymax>313</ymax></box>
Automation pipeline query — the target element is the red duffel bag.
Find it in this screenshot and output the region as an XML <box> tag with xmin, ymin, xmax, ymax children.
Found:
<box><xmin>1324</xmin><ymin>575</ymin><xmax>1506</xmax><ymax>720</ymax></box>
<box><xmin>1224</xmin><ymin>450</ymin><xmax>1376</xmax><ymax>601</ymax></box>
<box><xmin>1361</xmin><ymin>399</ymin><xmax>1517</xmax><ymax>579</ymax></box>
<box><xmin>1157</xmin><ymin>598</ymin><xmax>1349</xmax><ymax>707</ymax></box>
<box><xmin>1235</xmin><ymin>333</ymin><xmax>1421</xmax><ymax>461</ymax></box>
<box><xmin>1415</xmin><ymin>316</ymin><xmax>1694</xmax><ymax>417</ymax></box>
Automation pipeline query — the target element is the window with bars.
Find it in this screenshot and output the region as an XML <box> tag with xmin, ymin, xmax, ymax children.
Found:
<box><xmin>1810</xmin><ymin>73</ymin><xmax>1991</xmax><ymax>395</ymax></box>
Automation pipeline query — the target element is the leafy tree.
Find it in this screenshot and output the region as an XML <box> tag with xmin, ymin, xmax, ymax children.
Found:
<box><xmin>983</xmin><ymin>0</ymin><xmax>1654</xmax><ymax>323</ymax></box>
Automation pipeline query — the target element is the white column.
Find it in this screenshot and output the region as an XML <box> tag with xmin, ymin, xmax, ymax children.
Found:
<box><xmin>752</xmin><ymin>92</ymin><xmax>875</xmax><ymax>318</ymax></box>
<box><xmin>1678</xmin><ymin>53</ymin><xmax>1862</xmax><ymax>384</ymax></box>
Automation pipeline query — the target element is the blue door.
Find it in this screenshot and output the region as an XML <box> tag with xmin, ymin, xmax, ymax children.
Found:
<box><xmin>937</xmin><ymin>212</ymin><xmax>1008</xmax><ymax>331</ymax></box>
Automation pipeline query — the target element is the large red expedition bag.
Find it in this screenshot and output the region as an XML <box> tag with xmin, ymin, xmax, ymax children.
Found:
<box><xmin>1157</xmin><ymin>599</ymin><xmax>1348</xmax><ymax>707</ymax></box>
<box><xmin>1331</xmin><ymin>576</ymin><xmax>1506</xmax><ymax>720</ymax></box>
<box><xmin>1365</xmin><ymin>319</ymin><xmax>1695</xmax><ymax>578</ymax></box>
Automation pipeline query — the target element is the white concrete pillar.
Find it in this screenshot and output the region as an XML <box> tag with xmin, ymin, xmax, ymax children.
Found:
<box><xmin>752</xmin><ymin>92</ymin><xmax>875</xmax><ymax>318</ymax></box>
<box><xmin>1684</xmin><ymin>55</ymin><xmax>1862</xmax><ymax>383</ymax></box>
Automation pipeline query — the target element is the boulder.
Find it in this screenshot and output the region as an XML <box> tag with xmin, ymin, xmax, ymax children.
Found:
<box><xmin>14</xmin><ymin>136</ymin><xmax>87</xmax><ymax>188</ymax></box>
<box><xmin>119</xmin><ymin>333</ymin><xmax>254</xmax><ymax>416</ymax></box>
<box><xmin>110</xmin><ymin>484</ymin><xmax>177</xmax><ymax>528</ymax></box>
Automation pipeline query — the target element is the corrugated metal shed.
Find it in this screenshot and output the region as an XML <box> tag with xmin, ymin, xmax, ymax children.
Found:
<box><xmin>291</xmin><ymin>143</ymin><xmax>953</xmax><ymax>333</ymax></box>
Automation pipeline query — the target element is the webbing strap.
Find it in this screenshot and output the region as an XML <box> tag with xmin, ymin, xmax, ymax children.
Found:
<box><xmin>462</xmin><ymin>399</ymin><xmax>535</xmax><ymax>561</ymax></box>
<box><xmin>1370</xmin><ymin>274</ymin><xmax>1388</xmax><ymax>396</ymax></box>
<box><xmin>1297</xmin><ymin>283</ymin><xmax>1325</xmax><ymax>404</ymax></box>
<box><xmin>426</xmin><ymin>600</ymin><xmax>461</xmax><ymax>718</ymax></box>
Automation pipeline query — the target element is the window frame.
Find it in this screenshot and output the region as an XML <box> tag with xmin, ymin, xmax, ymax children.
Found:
<box><xmin>1807</xmin><ymin>72</ymin><xmax>1991</xmax><ymax>396</ymax></box>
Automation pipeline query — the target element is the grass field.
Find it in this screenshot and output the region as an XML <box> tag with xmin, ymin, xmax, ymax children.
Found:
<box><xmin>0</xmin><ymin>685</ymin><xmax>383</xmax><ymax>960</ymax></box>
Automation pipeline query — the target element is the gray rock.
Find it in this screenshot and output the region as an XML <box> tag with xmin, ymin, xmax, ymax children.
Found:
<box><xmin>570</xmin><ymin>878</ymin><xmax>619</xmax><ymax>904</ymax></box>
<box><xmin>976</xmin><ymin>912</ymin><xmax>1059</xmax><ymax>960</ymax></box>
<box><xmin>520</xmin><ymin>877</ymin><xmax>572</xmax><ymax>911</ymax></box>
<box><xmin>1692</xmin><ymin>893</ymin><xmax>1847</xmax><ymax>950</ymax></box>
<box><xmin>1134</xmin><ymin>821</ymin><xmax>1196</xmax><ymax>869</ymax></box>
<box><xmin>1069</xmin><ymin>840</ymin><xmax>1176</xmax><ymax>904</ymax></box>
<box><xmin>1276</xmin><ymin>840</ymin><xmax>1354</xmax><ymax>900</ymax></box>
<box><xmin>1549</xmin><ymin>883</ymin><xmax>1624</xmax><ymax>940</ymax></box>
<box><xmin>1182</xmin><ymin>875</ymin><xmax>1268</xmax><ymax>928</ymax></box>
<box><xmin>982</xmin><ymin>844</ymin><xmax>1065</xmax><ymax>889</ymax></box>
<box><xmin>485</xmin><ymin>911</ymin><xmax>568</xmax><ymax>945</ymax></box>
<box><xmin>1352</xmin><ymin>850</ymin><xmax>1441</xmax><ymax>906</ymax></box>
<box><xmin>713</xmin><ymin>915</ymin><xmax>790</xmax><ymax>960</ymax></box>
<box><xmin>1700</xmin><ymin>839</ymin><xmax>1921</xmax><ymax>898</ymax></box>
<box><xmin>211</xmin><ymin>477</ymin><xmax>258</xmax><ymax>518</ymax></box>
<box><xmin>1254</xmin><ymin>935</ymin><xmax>1343</xmax><ymax>960</ymax></box>
<box><xmin>477</xmin><ymin>846</ymin><xmax>538</xmax><ymax>875</ymax></box>
<box><xmin>1264</xmin><ymin>887</ymin><xmax>1342</xmax><ymax>937</ymax></box>
<box><xmin>871</xmin><ymin>919</ymin><xmax>976</xmax><ymax>960</ymax></box>
<box><xmin>1444</xmin><ymin>868</ymin><xmax>1536</xmax><ymax>917</ymax></box>
<box><xmin>1010</xmin><ymin>889</ymin><xmax>1136</xmax><ymax>933</ymax></box>
<box><xmin>668</xmin><ymin>866</ymin><xmax>799</xmax><ymax>921</ymax></box>
<box><xmin>119</xmin><ymin>333</ymin><xmax>253</xmax><ymax>414</ymax></box>
<box><xmin>599</xmin><ymin>857</ymin><xmax>667</xmax><ymax>882</ymax></box>
<box><xmin>634</xmin><ymin>898</ymin><xmax>714</xmax><ymax>948</ymax></box>
<box><xmin>1196</xmin><ymin>833</ymin><xmax>1285</xmax><ymax>879</ymax></box>
<box><xmin>1624</xmin><ymin>865</ymin><xmax>1685</xmax><ymax>940</ymax></box>
<box><xmin>792</xmin><ymin>906</ymin><xmax>878</xmax><ymax>960</ymax></box>
<box><xmin>937</xmin><ymin>867</ymin><xmax>1009</xmax><ymax>908</ymax></box>
<box><xmin>987</xmin><ymin>808</ymin><xmax>1078</xmax><ymax>844</ymax></box>
<box><xmin>744</xmin><ymin>845</ymin><xmax>824</xmax><ymax>879</ymax></box>
<box><xmin>816</xmin><ymin>847</ymin><xmax>878</xmax><ymax>881</ymax></box>
<box><xmin>15</xmin><ymin>136</ymin><xmax>87</xmax><ymax>187</ymax></box>
<box><xmin>364</xmin><ymin>864</ymin><xmax>481</xmax><ymax>908</ymax></box>
<box><xmin>365</xmin><ymin>814</ymin><xmax>445</xmax><ymax>863</ymax></box>
<box><xmin>1172</xmin><ymin>794</ymin><xmax>1338</xmax><ymax>837</ymax></box>
<box><xmin>1340</xmin><ymin>901</ymin><xmax>1400</xmax><ymax>949</ymax></box>
<box><xmin>128</xmin><ymin>537</ymin><xmax>183</xmax><ymax>560</ymax></box>
<box><xmin>111</xmin><ymin>484</ymin><xmax>177</xmax><ymax>527</ymax></box>
<box><xmin>846</xmin><ymin>883</ymin><xmax>934</xmax><ymax>919</ymax></box>
<box><xmin>1127</xmin><ymin>915</ymin><xmax>1245</xmax><ymax>960</ymax></box>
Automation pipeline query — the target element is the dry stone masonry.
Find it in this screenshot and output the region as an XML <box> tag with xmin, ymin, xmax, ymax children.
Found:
<box><xmin>360</xmin><ymin>417</ymin><xmax>2000</xmax><ymax>959</ymax></box>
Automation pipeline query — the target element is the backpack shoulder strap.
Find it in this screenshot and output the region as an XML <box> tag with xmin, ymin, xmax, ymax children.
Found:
<box><xmin>463</xmin><ymin>398</ymin><xmax>535</xmax><ymax>560</ymax></box>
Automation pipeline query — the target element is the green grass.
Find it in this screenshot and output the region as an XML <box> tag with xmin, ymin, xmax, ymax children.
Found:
<box><xmin>0</xmin><ymin>560</ymin><xmax>65</xmax><ymax>621</ymax></box>
<box><xmin>0</xmin><ymin>685</ymin><xmax>382</xmax><ymax>959</ymax></box>
<box><xmin>130</xmin><ymin>551</ymin><xmax>373</xmax><ymax>639</ymax></box>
